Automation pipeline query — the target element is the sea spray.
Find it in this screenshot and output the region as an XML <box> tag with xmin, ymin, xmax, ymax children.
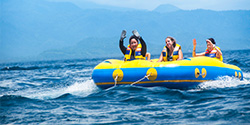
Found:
<box><xmin>64</xmin><ymin>79</ymin><xmax>99</xmax><ymax>97</ymax></box>
<box><xmin>197</xmin><ymin>74</ymin><xmax>250</xmax><ymax>89</ymax></box>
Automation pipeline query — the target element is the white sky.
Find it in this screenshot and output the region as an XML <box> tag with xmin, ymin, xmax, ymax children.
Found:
<box><xmin>86</xmin><ymin>0</ymin><xmax>250</xmax><ymax>10</ymax></box>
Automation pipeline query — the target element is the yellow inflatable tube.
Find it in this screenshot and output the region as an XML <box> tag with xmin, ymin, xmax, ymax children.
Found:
<box><xmin>92</xmin><ymin>57</ymin><xmax>243</xmax><ymax>89</ymax></box>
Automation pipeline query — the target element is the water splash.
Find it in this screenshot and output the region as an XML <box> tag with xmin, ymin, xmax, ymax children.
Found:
<box><xmin>243</xmin><ymin>72</ymin><xmax>250</xmax><ymax>79</ymax></box>
<box><xmin>197</xmin><ymin>72</ymin><xmax>250</xmax><ymax>89</ymax></box>
<box><xmin>2</xmin><ymin>79</ymin><xmax>99</xmax><ymax>100</ymax></box>
<box><xmin>64</xmin><ymin>79</ymin><xmax>99</xmax><ymax>97</ymax></box>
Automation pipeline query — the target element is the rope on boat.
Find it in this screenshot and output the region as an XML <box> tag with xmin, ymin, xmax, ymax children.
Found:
<box><xmin>131</xmin><ymin>73</ymin><xmax>151</xmax><ymax>86</ymax></box>
<box><xmin>114</xmin><ymin>74</ymin><xmax>118</xmax><ymax>86</ymax></box>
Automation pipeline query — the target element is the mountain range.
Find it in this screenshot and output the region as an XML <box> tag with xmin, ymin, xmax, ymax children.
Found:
<box><xmin>1</xmin><ymin>0</ymin><xmax>250</xmax><ymax>62</ymax></box>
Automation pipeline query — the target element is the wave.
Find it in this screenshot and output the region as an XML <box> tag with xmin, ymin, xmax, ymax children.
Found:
<box><xmin>1</xmin><ymin>66</ymin><xmax>44</xmax><ymax>71</ymax></box>
<box><xmin>227</xmin><ymin>59</ymin><xmax>250</xmax><ymax>67</ymax></box>
<box><xmin>0</xmin><ymin>95</ymin><xmax>32</xmax><ymax>102</ymax></box>
<box><xmin>0</xmin><ymin>65</ymin><xmax>55</xmax><ymax>71</ymax></box>
<box><xmin>0</xmin><ymin>63</ymin><xmax>95</xmax><ymax>71</ymax></box>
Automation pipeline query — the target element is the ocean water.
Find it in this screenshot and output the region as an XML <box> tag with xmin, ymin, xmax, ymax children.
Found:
<box><xmin>1</xmin><ymin>49</ymin><xmax>250</xmax><ymax>124</ymax></box>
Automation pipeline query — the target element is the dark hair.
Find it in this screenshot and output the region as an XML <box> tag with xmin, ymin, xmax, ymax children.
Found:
<box><xmin>129</xmin><ymin>35</ymin><xmax>139</xmax><ymax>44</ymax></box>
<box><xmin>166</xmin><ymin>36</ymin><xmax>176</xmax><ymax>48</ymax></box>
<box><xmin>207</xmin><ymin>38</ymin><xmax>216</xmax><ymax>44</ymax></box>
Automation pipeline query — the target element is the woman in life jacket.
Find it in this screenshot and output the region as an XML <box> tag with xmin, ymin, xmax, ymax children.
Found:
<box><xmin>119</xmin><ymin>30</ymin><xmax>150</xmax><ymax>61</ymax></box>
<box><xmin>192</xmin><ymin>38</ymin><xmax>223</xmax><ymax>61</ymax></box>
<box><xmin>157</xmin><ymin>36</ymin><xmax>183</xmax><ymax>62</ymax></box>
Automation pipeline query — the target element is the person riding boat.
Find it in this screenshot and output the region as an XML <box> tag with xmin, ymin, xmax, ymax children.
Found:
<box><xmin>157</xmin><ymin>36</ymin><xmax>183</xmax><ymax>62</ymax></box>
<box><xmin>192</xmin><ymin>38</ymin><xmax>223</xmax><ymax>61</ymax></box>
<box><xmin>119</xmin><ymin>30</ymin><xmax>150</xmax><ymax>61</ymax></box>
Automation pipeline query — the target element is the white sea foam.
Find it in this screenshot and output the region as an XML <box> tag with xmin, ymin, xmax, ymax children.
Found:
<box><xmin>197</xmin><ymin>73</ymin><xmax>250</xmax><ymax>89</ymax></box>
<box><xmin>64</xmin><ymin>79</ymin><xmax>99</xmax><ymax>97</ymax></box>
<box><xmin>243</xmin><ymin>72</ymin><xmax>250</xmax><ymax>79</ymax></box>
<box><xmin>0</xmin><ymin>80</ymin><xmax>16</xmax><ymax>88</ymax></box>
<box><xmin>3</xmin><ymin>79</ymin><xmax>99</xmax><ymax>100</ymax></box>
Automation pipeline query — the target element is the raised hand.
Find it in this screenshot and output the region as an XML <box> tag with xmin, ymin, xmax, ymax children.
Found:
<box><xmin>120</xmin><ymin>30</ymin><xmax>126</xmax><ymax>40</ymax></box>
<box><xmin>193</xmin><ymin>39</ymin><xmax>197</xmax><ymax>47</ymax></box>
<box><xmin>132</xmin><ymin>30</ymin><xmax>140</xmax><ymax>38</ymax></box>
<box><xmin>192</xmin><ymin>39</ymin><xmax>197</xmax><ymax>57</ymax></box>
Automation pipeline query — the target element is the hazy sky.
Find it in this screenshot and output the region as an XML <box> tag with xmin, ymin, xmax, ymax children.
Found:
<box><xmin>85</xmin><ymin>0</ymin><xmax>250</xmax><ymax>11</ymax></box>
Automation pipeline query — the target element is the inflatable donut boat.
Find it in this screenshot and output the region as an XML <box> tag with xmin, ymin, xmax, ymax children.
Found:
<box><xmin>92</xmin><ymin>57</ymin><xmax>243</xmax><ymax>89</ymax></box>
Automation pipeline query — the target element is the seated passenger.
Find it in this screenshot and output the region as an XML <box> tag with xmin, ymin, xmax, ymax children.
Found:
<box><xmin>192</xmin><ymin>38</ymin><xmax>223</xmax><ymax>61</ymax></box>
<box><xmin>119</xmin><ymin>30</ymin><xmax>150</xmax><ymax>61</ymax></box>
<box><xmin>157</xmin><ymin>36</ymin><xmax>183</xmax><ymax>62</ymax></box>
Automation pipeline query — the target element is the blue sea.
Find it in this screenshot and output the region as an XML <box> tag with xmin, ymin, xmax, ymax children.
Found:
<box><xmin>1</xmin><ymin>50</ymin><xmax>250</xmax><ymax>124</ymax></box>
